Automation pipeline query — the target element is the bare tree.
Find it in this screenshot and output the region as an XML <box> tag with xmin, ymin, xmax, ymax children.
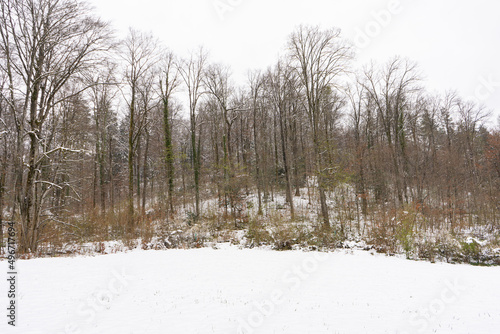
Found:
<box><xmin>204</xmin><ymin>63</ymin><xmax>246</xmax><ymax>215</ymax></box>
<box><xmin>120</xmin><ymin>28</ymin><xmax>158</xmax><ymax>228</ymax></box>
<box><xmin>346</xmin><ymin>78</ymin><xmax>368</xmax><ymax>216</ymax></box>
<box><xmin>266</xmin><ymin>60</ymin><xmax>297</xmax><ymax>219</ymax></box>
<box><xmin>0</xmin><ymin>0</ymin><xmax>112</xmax><ymax>252</ymax></box>
<box><xmin>362</xmin><ymin>57</ymin><xmax>420</xmax><ymax>207</ymax></box>
<box><xmin>178</xmin><ymin>47</ymin><xmax>207</xmax><ymax>218</ymax></box>
<box><xmin>86</xmin><ymin>61</ymin><xmax>119</xmax><ymax>215</ymax></box>
<box><xmin>248</xmin><ymin>70</ymin><xmax>264</xmax><ymax>215</ymax></box>
<box><xmin>158</xmin><ymin>49</ymin><xmax>179</xmax><ymax>215</ymax></box>
<box><xmin>288</xmin><ymin>25</ymin><xmax>352</xmax><ymax>227</ymax></box>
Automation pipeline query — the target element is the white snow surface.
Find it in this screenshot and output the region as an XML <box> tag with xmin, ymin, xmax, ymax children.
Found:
<box><xmin>1</xmin><ymin>245</ymin><xmax>500</xmax><ymax>334</ymax></box>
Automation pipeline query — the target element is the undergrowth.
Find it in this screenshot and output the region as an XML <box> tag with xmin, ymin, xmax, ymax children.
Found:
<box><xmin>1</xmin><ymin>195</ymin><xmax>499</xmax><ymax>266</ymax></box>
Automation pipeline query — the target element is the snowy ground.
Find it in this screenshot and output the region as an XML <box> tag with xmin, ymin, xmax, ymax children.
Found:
<box><xmin>1</xmin><ymin>245</ymin><xmax>500</xmax><ymax>334</ymax></box>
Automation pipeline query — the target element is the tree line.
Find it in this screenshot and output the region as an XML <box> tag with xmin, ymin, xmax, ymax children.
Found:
<box><xmin>1</xmin><ymin>0</ymin><xmax>499</xmax><ymax>253</ymax></box>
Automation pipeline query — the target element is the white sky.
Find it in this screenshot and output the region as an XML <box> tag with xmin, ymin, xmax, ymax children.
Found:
<box><xmin>89</xmin><ymin>0</ymin><xmax>500</xmax><ymax>126</ymax></box>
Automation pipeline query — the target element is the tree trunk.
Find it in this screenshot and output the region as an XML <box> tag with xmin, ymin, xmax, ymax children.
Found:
<box><xmin>253</xmin><ymin>104</ymin><xmax>263</xmax><ymax>215</ymax></box>
<box><xmin>278</xmin><ymin>104</ymin><xmax>294</xmax><ymax>219</ymax></box>
<box><xmin>142</xmin><ymin>130</ymin><xmax>150</xmax><ymax>215</ymax></box>
<box><xmin>128</xmin><ymin>86</ymin><xmax>136</xmax><ymax>228</ymax></box>
<box><xmin>163</xmin><ymin>98</ymin><xmax>175</xmax><ymax>214</ymax></box>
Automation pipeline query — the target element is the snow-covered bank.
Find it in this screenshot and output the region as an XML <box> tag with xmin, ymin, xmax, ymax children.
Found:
<box><xmin>1</xmin><ymin>245</ymin><xmax>499</xmax><ymax>333</ymax></box>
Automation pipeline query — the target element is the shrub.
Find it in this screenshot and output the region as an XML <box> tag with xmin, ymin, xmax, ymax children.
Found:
<box><xmin>460</xmin><ymin>239</ymin><xmax>481</xmax><ymax>263</ymax></box>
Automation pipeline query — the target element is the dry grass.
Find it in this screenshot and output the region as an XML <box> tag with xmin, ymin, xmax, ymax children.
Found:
<box><xmin>2</xmin><ymin>191</ymin><xmax>499</xmax><ymax>266</ymax></box>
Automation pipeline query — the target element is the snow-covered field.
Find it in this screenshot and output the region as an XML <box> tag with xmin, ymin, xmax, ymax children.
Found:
<box><xmin>1</xmin><ymin>245</ymin><xmax>500</xmax><ymax>334</ymax></box>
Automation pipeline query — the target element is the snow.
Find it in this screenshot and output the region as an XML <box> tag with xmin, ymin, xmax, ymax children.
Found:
<box><xmin>1</xmin><ymin>245</ymin><xmax>500</xmax><ymax>333</ymax></box>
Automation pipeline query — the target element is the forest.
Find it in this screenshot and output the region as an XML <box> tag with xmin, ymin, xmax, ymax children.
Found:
<box><xmin>1</xmin><ymin>0</ymin><xmax>499</xmax><ymax>263</ymax></box>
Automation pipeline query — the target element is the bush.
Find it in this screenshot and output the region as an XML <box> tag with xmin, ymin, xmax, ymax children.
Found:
<box><xmin>395</xmin><ymin>209</ymin><xmax>417</xmax><ymax>259</ymax></box>
<box><xmin>461</xmin><ymin>239</ymin><xmax>481</xmax><ymax>263</ymax></box>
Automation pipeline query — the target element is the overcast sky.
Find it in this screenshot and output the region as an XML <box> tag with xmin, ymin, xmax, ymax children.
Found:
<box><xmin>89</xmin><ymin>0</ymin><xmax>500</xmax><ymax>126</ymax></box>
